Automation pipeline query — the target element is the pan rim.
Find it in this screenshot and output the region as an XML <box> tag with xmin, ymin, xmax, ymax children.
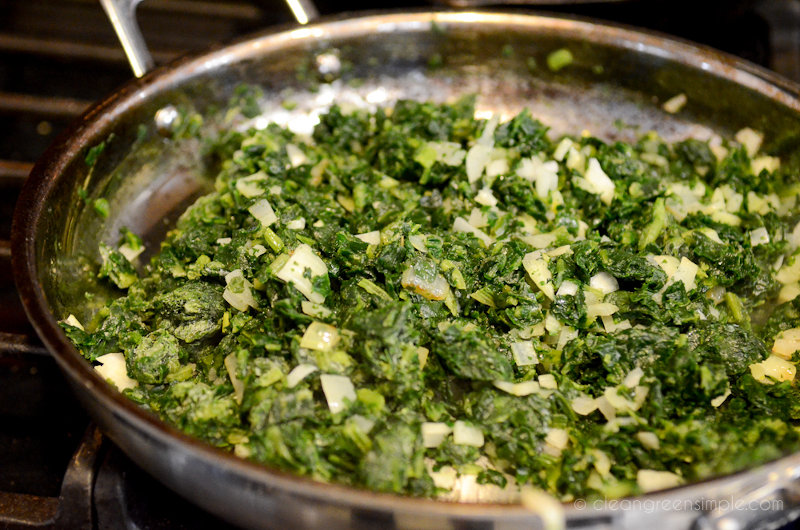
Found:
<box><xmin>12</xmin><ymin>8</ymin><xmax>800</xmax><ymax>522</ymax></box>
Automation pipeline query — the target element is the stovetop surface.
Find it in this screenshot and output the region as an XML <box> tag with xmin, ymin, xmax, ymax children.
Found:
<box><xmin>2</xmin><ymin>1</ymin><xmax>800</xmax><ymax>528</ymax></box>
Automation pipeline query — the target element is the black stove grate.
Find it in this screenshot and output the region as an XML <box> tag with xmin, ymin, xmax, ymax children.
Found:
<box><xmin>1</xmin><ymin>0</ymin><xmax>799</xmax><ymax>528</ymax></box>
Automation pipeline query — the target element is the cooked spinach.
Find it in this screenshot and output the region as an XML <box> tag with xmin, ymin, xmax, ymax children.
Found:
<box><xmin>62</xmin><ymin>97</ymin><xmax>800</xmax><ymax>502</ymax></box>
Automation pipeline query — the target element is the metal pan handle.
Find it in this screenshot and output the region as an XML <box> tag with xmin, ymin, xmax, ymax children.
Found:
<box><xmin>99</xmin><ymin>0</ymin><xmax>320</xmax><ymax>78</ymax></box>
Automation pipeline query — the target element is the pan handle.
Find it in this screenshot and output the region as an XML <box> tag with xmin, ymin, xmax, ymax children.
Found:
<box><xmin>99</xmin><ymin>0</ymin><xmax>320</xmax><ymax>78</ymax></box>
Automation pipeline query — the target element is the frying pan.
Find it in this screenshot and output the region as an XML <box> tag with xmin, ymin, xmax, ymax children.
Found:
<box><xmin>12</xmin><ymin>5</ymin><xmax>800</xmax><ymax>529</ymax></box>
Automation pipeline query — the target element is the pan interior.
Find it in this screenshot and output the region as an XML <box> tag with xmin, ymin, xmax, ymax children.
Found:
<box><xmin>25</xmin><ymin>11</ymin><xmax>800</xmax><ymax>519</ymax></box>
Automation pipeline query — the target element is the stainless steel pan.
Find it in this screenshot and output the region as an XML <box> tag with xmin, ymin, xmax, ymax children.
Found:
<box><xmin>12</xmin><ymin>7</ymin><xmax>800</xmax><ymax>530</ymax></box>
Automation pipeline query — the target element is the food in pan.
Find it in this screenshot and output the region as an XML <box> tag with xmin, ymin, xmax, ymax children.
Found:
<box><xmin>62</xmin><ymin>95</ymin><xmax>800</xmax><ymax>502</ymax></box>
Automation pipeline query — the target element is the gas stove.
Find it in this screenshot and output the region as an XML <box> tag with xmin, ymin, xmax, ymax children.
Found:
<box><xmin>1</xmin><ymin>1</ymin><xmax>799</xmax><ymax>528</ymax></box>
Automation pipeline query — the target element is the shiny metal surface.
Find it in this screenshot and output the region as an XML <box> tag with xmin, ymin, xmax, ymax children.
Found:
<box><xmin>99</xmin><ymin>0</ymin><xmax>154</xmax><ymax>77</ymax></box>
<box><xmin>12</xmin><ymin>11</ymin><xmax>800</xmax><ymax>529</ymax></box>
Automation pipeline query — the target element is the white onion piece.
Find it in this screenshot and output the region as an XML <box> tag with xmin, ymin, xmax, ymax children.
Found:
<box><xmin>475</xmin><ymin>187</ymin><xmax>498</xmax><ymax>207</ymax></box>
<box><xmin>275</xmin><ymin>244</ymin><xmax>329</xmax><ymax>303</ymax></box>
<box><xmin>299</xmin><ymin>322</ymin><xmax>340</xmax><ymax>352</ymax></box>
<box><xmin>95</xmin><ymin>352</ymin><xmax>138</xmax><ymax>391</ymax></box>
<box><xmin>735</xmin><ymin>127</ymin><xmax>763</xmax><ymax>156</ymax></box>
<box><xmin>422</xmin><ymin>422</ymin><xmax>452</xmax><ymax>448</ymax></box>
<box><xmin>453</xmin><ymin>421</ymin><xmax>484</xmax><ymax>447</ymax></box>
<box><xmin>636</xmin><ymin>432</ymin><xmax>661</xmax><ymax>450</ymax></box>
<box><xmin>453</xmin><ymin>216</ymin><xmax>494</xmax><ymax>246</ymax></box>
<box><xmin>224</xmin><ymin>353</ymin><xmax>244</xmax><ymax>404</ymax></box>
<box><xmin>637</xmin><ymin>470</ymin><xmax>683</xmax><ymax>493</ymax></box>
<box><xmin>235</xmin><ymin>172</ymin><xmax>267</xmax><ymax>198</ymax></box>
<box><xmin>223</xmin><ymin>269</ymin><xmax>257</xmax><ymax>312</ymax></box>
<box><xmin>556</xmin><ymin>280</ymin><xmax>578</xmax><ymax>297</ymax></box>
<box><xmin>287</xmin><ymin>218</ymin><xmax>306</xmax><ymax>230</ymax></box>
<box><xmin>510</xmin><ymin>341</ymin><xmax>538</xmax><ymax>366</ymax></box>
<box><xmin>286</xmin><ymin>364</ymin><xmax>318</xmax><ymax>388</ymax></box>
<box><xmin>248</xmin><ymin>198</ymin><xmax>278</xmax><ymax>227</ymax></box>
<box><xmin>285</xmin><ymin>143</ymin><xmax>308</xmax><ymax>167</ymax></box>
<box><xmin>355</xmin><ymin>231</ymin><xmax>381</xmax><ymax>245</ymax></box>
<box><xmin>749</xmin><ymin>227</ymin><xmax>770</xmax><ymax>247</ymax></box>
<box><xmin>589</xmin><ymin>272</ymin><xmax>618</xmax><ymax>295</ymax></box>
<box><xmin>466</xmin><ymin>145</ymin><xmax>493</xmax><ymax>183</ymax></box>
<box><xmin>63</xmin><ymin>314</ymin><xmax>84</xmax><ymax>330</ymax></box>
<box><xmin>320</xmin><ymin>374</ymin><xmax>356</xmax><ymax>414</ymax></box>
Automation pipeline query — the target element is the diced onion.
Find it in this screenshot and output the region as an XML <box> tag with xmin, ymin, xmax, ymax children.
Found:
<box><xmin>556</xmin><ymin>327</ymin><xmax>578</xmax><ymax>352</ymax></box>
<box><xmin>749</xmin><ymin>355</ymin><xmax>796</xmax><ymax>384</ymax></box>
<box><xmin>592</xmin><ymin>449</ymin><xmax>612</xmax><ymax>477</ymax></box>
<box><xmin>662</xmin><ymin>93</ymin><xmax>687</xmax><ymax>114</ymax></box>
<box><xmin>538</xmin><ymin>374</ymin><xmax>557</xmax><ymax>390</ymax></box>
<box><xmin>586</xmin><ymin>303</ymin><xmax>618</xmax><ymax>319</ymax></box>
<box><xmin>299</xmin><ymin>322</ymin><xmax>340</xmax><ymax>352</ymax></box>
<box><xmin>355</xmin><ymin>231</ymin><xmax>381</xmax><ymax>245</ymax></box>
<box><xmin>235</xmin><ymin>172</ymin><xmax>267</xmax><ymax>198</ymax></box>
<box><xmin>778</xmin><ymin>283</ymin><xmax>800</xmax><ymax>304</ymax></box>
<box><xmin>652</xmin><ymin>255</ymin><xmax>680</xmax><ymax>277</ymax></box>
<box><xmin>710</xmin><ymin>388</ymin><xmax>731</xmax><ymax>408</ymax></box>
<box><xmin>772</xmin><ymin>328</ymin><xmax>800</xmax><ymax>359</ymax></box>
<box><xmin>545</xmin><ymin>428</ymin><xmax>569</xmax><ymax>451</ymax></box>
<box><xmin>429</xmin><ymin>465</ymin><xmax>458</xmax><ymax>490</ymax></box>
<box><xmin>510</xmin><ymin>341</ymin><xmax>538</xmax><ymax>366</ymax></box>
<box><xmin>429</xmin><ymin>141</ymin><xmax>466</xmax><ymax>166</ymax></box>
<box><xmin>571</xmin><ymin>396</ymin><xmax>597</xmax><ymax>415</ymax></box>
<box><xmin>223</xmin><ymin>269</ymin><xmax>258</xmax><ymax>312</ymax></box>
<box><xmin>637</xmin><ymin>470</ymin><xmax>683</xmax><ymax>493</ymax></box>
<box><xmin>636</xmin><ymin>431</ymin><xmax>660</xmax><ymax>450</ymax></box>
<box><xmin>320</xmin><ymin>374</ymin><xmax>356</xmax><ymax>414</ymax></box>
<box><xmin>467</xmin><ymin>208</ymin><xmax>488</xmax><ymax>228</ymax></box>
<box><xmin>735</xmin><ymin>127</ymin><xmax>763</xmax><ymax>157</ymax></box>
<box><xmin>94</xmin><ymin>352</ymin><xmax>138</xmax><ymax>391</ymax></box>
<box><xmin>466</xmin><ymin>144</ymin><xmax>493</xmax><ymax>183</ymax></box>
<box><xmin>422</xmin><ymin>422</ymin><xmax>452</xmax><ymax>448</ymax></box>
<box><xmin>752</xmin><ymin>155</ymin><xmax>780</xmax><ymax>175</ymax></box>
<box><xmin>275</xmin><ymin>244</ymin><xmax>329</xmax><ymax>303</ymax></box>
<box><xmin>119</xmin><ymin>243</ymin><xmax>144</xmax><ymax>262</ymax></box>
<box><xmin>777</xmin><ymin>256</ymin><xmax>800</xmax><ymax>285</ymax></box>
<box><xmin>247</xmin><ymin>244</ymin><xmax>267</xmax><ymax>258</ymax></box>
<box><xmin>553</xmin><ymin>138</ymin><xmax>573</xmax><ymax>162</ymax></box>
<box><xmin>63</xmin><ymin>314</ymin><xmax>84</xmax><ymax>330</ymax></box>
<box><xmin>520</xmin><ymin>488</ymin><xmax>565</xmax><ymax>530</ymax></box>
<box><xmin>475</xmin><ymin>187</ymin><xmax>498</xmax><ymax>207</ymax></box>
<box><xmin>453</xmin><ymin>421</ymin><xmax>484</xmax><ymax>447</ymax></box>
<box><xmin>285</xmin><ymin>143</ymin><xmax>308</xmax><ymax>167</ymax></box>
<box><xmin>582</xmin><ymin>158</ymin><xmax>615</xmax><ymax>205</ymax></box>
<box><xmin>454</xmin><ymin>216</ymin><xmax>494</xmax><ymax>246</ymax></box>
<box><xmin>224</xmin><ymin>353</ymin><xmax>244</xmax><ymax>404</ymax></box>
<box><xmin>595</xmin><ymin>396</ymin><xmax>616</xmax><ymax>421</ymax></box>
<box><xmin>248</xmin><ymin>198</ymin><xmax>278</xmax><ymax>227</ymax></box>
<box><xmin>287</xmin><ymin>218</ymin><xmax>306</xmax><ymax>230</ymax></box>
<box><xmin>749</xmin><ymin>227</ymin><xmax>770</xmax><ymax>247</ymax></box>
<box><xmin>301</xmin><ymin>301</ymin><xmax>332</xmax><ymax>319</ymax></box>
<box><xmin>623</xmin><ymin>367</ymin><xmax>644</xmax><ymax>388</ymax></box>
<box><xmin>408</xmin><ymin>234</ymin><xmax>428</xmax><ymax>253</ymax></box>
<box><xmin>523</xmin><ymin>253</ymin><xmax>554</xmax><ymax>300</ymax></box>
<box><xmin>672</xmin><ymin>257</ymin><xmax>699</xmax><ymax>291</ymax></box>
<box><xmin>556</xmin><ymin>280</ymin><xmax>578</xmax><ymax>297</ymax></box>
<box><xmin>546</xmin><ymin>245</ymin><xmax>572</xmax><ymax>258</ymax></box>
<box><xmin>711</xmin><ymin>210</ymin><xmax>741</xmax><ymax>227</ymax></box>
<box><xmin>520</xmin><ymin>232</ymin><xmax>558</xmax><ymax>249</ymax></box>
<box><xmin>589</xmin><ymin>272</ymin><xmax>619</xmax><ymax>295</ymax></box>
<box><xmin>286</xmin><ymin>364</ymin><xmax>318</xmax><ymax>388</ymax></box>
<box><xmin>351</xmin><ymin>414</ymin><xmax>375</xmax><ymax>434</ymax></box>
<box><xmin>493</xmin><ymin>380</ymin><xmax>540</xmax><ymax>397</ymax></box>
<box><xmin>401</xmin><ymin>266</ymin><xmax>450</xmax><ymax>301</ymax></box>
